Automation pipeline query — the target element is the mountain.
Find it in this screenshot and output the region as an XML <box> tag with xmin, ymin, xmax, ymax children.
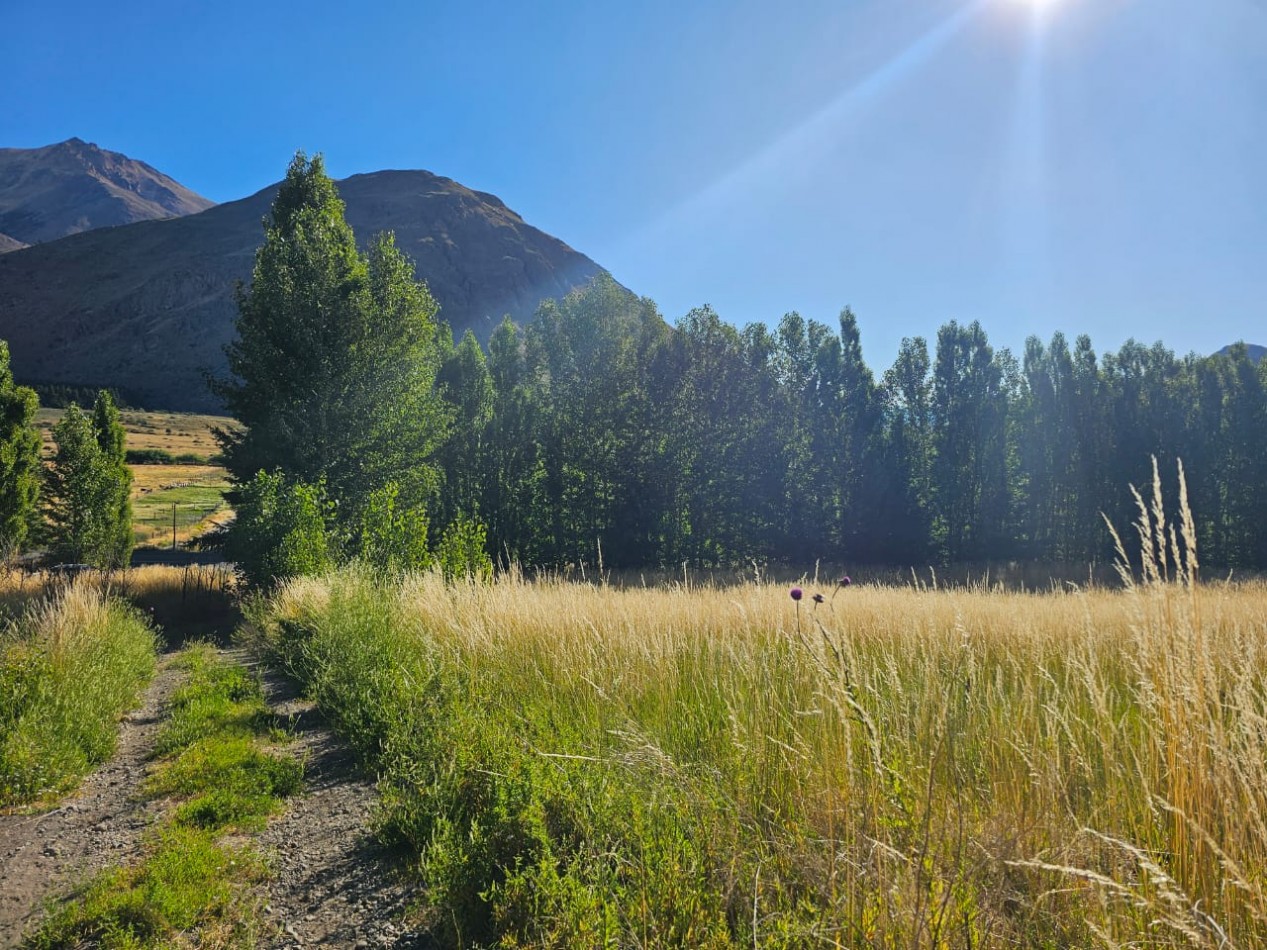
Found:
<box><xmin>0</xmin><ymin>138</ymin><xmax>214</xmax><ymax>247</ymax></box>
<box><xmin>0</xmin><ymin>233</ymin><xmax>26</xmax><ymax>253</ymax></box>
<box><xmin>1216</xmin><ymin>343</ymin><xmax>1266</xmax><ymax>364</ymax></box>
<box><xmin>0</xmin><ymin>169</ymin><xmax>607</xmax><ymax>410</ymax></box>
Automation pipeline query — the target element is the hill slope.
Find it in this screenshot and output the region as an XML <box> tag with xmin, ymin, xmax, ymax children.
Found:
<box><xmin>0</xmin><ymin>138</ymin><xmax>214</xmax><ymax>247</ymax></box>
<box><xmin>0</xmin><ymin>170</ymin><xmax>606</xmax><ymax>410</ymax></box>
<box><xmin>1216</xmin><ymin>342</ymin><xmax>1266</xmax><ymax>364</ymax></box>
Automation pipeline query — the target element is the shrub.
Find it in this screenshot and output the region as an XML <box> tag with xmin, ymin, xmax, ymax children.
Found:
<box><xmin>0</xmin><ymin>586</ymin><xmax>157</xmax><ymax>805</ymax></box>
<box><xmin>126</xmin><ymin>448</ymin><xmax>176</xmax><ymax>465</ymax></box>
<box><xmin>435</xmin><ymin>512</ymin><xmax>492</xmax><ymax>581</ymax></box>
<box><xmin>224</xmin><ymin>471</ymin><xmax>334</xmax><ymax>588</ymax></box>
<box><xmin>355</xmin><ymin>481</ymin><xmax>432</xmax><ymax>573</ymax></box>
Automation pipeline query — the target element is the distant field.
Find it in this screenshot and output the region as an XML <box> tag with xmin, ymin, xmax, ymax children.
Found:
<box><xmin>37</xmin><ymin>409</ymin><xmax>237</xmax><ymax>549</ymax></box>
<box><xmin>35</xmin><ymin>408</ymin><xmax>234</xmax><ymax>460</ymax></box>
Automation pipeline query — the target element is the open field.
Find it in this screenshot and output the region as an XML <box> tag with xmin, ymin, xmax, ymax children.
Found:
<box><xmin>132</xmin><ymin>467</ymin><xmax>232</xmax><ymax>549</ymax></box>
<box><xmin>35</xmin><ymin>408</ymin><xmax>235</xmax><ymax>460</ymax></box>
<box><xmin>36</xmin><ymin>408</ymin><xmax>237</xmax><ymax>549</ymax></box>
<box><xmin>257</xmin><ymin>566</ymin><xmax>1267</xmax><ymax>948</ymax></box>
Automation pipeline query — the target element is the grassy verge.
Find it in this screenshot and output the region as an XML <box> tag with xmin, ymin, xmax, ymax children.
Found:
<box><xmin>28</xmin><ymin>643</ymin><xmax>302</xmax><ymax>949</ymax></box>
<box><xmin>254</xmin><ymin>556</ymin><xmax>1267</xmax><ymax>948</ymax></box>
<box><xmin>0</xmin><ymin>586</ymin><xmax>158</xmax><ymax>808</ymax></box>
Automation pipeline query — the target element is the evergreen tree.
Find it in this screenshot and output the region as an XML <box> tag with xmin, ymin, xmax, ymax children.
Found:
<box><xmin>213</xmin><ymin>152</ymin><xmax>449</xmax><ymax>533</ymax></box>
<box><xmin>0</xmin><ymin>342</ymin><xmax>41</xmax><ymax>558</ymax></box>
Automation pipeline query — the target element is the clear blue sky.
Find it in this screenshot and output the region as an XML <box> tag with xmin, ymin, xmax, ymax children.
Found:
<box><xmin>4</xmin><ymin>0</ymin><xmax>1264</xmax><ymax>366</ymax></box>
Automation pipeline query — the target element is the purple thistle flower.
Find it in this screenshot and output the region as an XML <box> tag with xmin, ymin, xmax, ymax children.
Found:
<box><xmin>812</xmin><ymin>593</ymin><xmax>824</xmax><ymax>604</ymax></box>
<box><xmin>838</xmin><ymin>575</ymin><xmax>852</xmax><ymax>587</ymax></box>
<box><xmin>790</xmin><ymin>587</ymin><xmax>803</xmax><ymax>601</ymax></box>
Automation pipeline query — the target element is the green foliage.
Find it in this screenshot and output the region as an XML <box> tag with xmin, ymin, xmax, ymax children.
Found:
<box><xmin>26</xmin><ymin>825</ymin><xmax>263</xmax><ymax>950</ymax></box>
<box><xmin>0</xmin><ymin>588</ymin><xmax>157</xmax><ymax>806</ymax></box>
<box><xmin>43</xmin><ymin>393</ymin><xmax>134</xmax><ymax>569</ymax></box>
<box><xmin>0</xmin><ymin>341</ymin><xmax>41</xmax><ymax>558</ymax></box>
<box><xmin>224</xmin><ymin>471</ymin><xmax>333</xmax><ymax>588</ymax></box>
<box><xmin>214</xmin><ymin>152</ymin><xmax>450</xmax><ymax>538</ymax></box>
<box><xmin>435</xmin><ymin>512</ymin><xmax>491</xmax><ymax>581</ymax></box>
<box><xmin>356</xmin><ymin>481</ymin><xmax>432</xmax><ymax>573</ymax></box>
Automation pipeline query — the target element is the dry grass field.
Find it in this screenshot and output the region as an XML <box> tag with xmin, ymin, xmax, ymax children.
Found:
<box><xmin>257</xmin><ymin>478</ymin><xmax>1267</xmax><ymax>947</ymax></box>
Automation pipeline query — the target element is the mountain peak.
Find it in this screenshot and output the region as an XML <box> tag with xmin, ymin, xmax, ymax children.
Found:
<box><xmin>0</xmin><ymin>164</ymin><xmax>608</xmax><ymax>410</ymax></box>
<box><xmin>0</xmin><ymin>139</ymin><xmax>214</xmax><ymax>247</ymax></box>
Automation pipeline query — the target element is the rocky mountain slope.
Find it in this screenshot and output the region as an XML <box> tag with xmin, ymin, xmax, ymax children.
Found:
<box><xmin>0</xmin><ymin>138</ymin><xmax>214</xmax><ymax>247</ymax></box>
<box><xmin>0</xmin><ymin>168</ymin><xmax>606</xmax><ymax>410</ymax></box>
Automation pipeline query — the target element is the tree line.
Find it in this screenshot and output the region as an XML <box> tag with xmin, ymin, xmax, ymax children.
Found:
<box><xmin>216</xmin><ymin>153</ymin><xmax>1267</xmax><ymax>582</ymax></box>
<box><xmin>436</xmin><ymin>288</ymin><xmax>1266</xmax><ymax>571</ymax></box>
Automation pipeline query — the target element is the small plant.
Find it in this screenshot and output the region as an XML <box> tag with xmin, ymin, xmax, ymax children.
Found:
<box><xmin>435</xmin><ymin>512</ymin><xmax>492</xmax><ymax>581</ymax></box>
<box><xmin>224</xmin><ymin>471</ymin><xmax>334</xmax><ymax>588</ymax></box>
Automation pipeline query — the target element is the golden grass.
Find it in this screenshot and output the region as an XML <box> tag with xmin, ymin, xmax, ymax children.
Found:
<box><xmin>266</xmin><ymin>464</ymin><xmax>1267</xmax><ymax>946</ymax></box>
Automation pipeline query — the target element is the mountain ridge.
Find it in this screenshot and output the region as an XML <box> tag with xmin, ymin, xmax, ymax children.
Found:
<box><xmin>0</xmin><ymin>138</ymin><xmax>214</xmax><ymax>247</ymax></box>
<box><xmin>0</xmin><ymin>163</ymin><xmax>607</xmax><ymax>411</ymax></box>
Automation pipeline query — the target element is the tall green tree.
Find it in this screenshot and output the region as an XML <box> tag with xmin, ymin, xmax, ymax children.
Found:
<box><xmin>44</xmin><ymin>395</ymin><xmax>133</xmax><ymax>568</ymax></box>
<box><xmin>213</xmin><ymin>152</ymin><xmax>450</xmax><ymax>533</ymax></box>
<box><xmin>0</xmin><ymin>342</ymin><xmax>41</xmax><ymax>557</ymax></box>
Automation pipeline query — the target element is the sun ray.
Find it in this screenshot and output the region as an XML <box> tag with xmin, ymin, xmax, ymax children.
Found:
<box><xmin>608</xmin><ymin>1</ymin><xmax>992</xmax><ymax>256</ymax></box>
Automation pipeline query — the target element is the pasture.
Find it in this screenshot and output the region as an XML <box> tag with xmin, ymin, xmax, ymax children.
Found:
<box><xmin>36</xmin><ymin>408</ymin><xmax>236</xmax><ymax>549</ymax></box>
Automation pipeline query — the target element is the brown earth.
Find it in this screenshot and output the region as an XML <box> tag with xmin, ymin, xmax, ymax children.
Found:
<box><xmin>0</xmin><ymin>647</ymin><xmax>432</xmax><ymax>948</ymax></box>
<box><xmin>0</xmin><ymin>138</ymin><xmax>213</xmax><ymax>247</ymax></box>
<box><xmin>0</xmin><ymin>662</ymin><xmax>184</xmax><ymax>948</ymax></box>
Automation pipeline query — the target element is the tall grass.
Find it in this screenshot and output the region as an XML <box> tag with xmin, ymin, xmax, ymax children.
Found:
<box><xmin>0</xmin><ymin>585</ymin><xmax>158</xmax><ymax>807</ymax></box>
<box><xmin>255</xmin><ymin>466</ymin><xmax>1267</xmax><ymax>948</ymax></box>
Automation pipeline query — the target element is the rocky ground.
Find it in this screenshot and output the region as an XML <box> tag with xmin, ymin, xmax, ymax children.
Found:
<box><xmin>252</xmin><ymin>663</ymin><xmax>432</xmax><ymax>948</ymax></box>
<box><xmin>0</xmin><ymin>650</ymin><xmax>432</xmax><ymax>949</ymax></box>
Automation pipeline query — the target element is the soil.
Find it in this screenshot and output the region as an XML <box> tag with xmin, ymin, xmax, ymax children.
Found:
<box><xmin>0</xmin><ymin>663</ymin><xmax>184</xmax><ymax>948</ymax></box>
<box><xmin>251</xmin><ymin>661</ymin><xmax>432</xmax><ymax>948</ymax></box>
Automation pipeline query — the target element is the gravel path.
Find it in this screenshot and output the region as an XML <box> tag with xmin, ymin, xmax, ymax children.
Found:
<box><xmin>253</xmin><ymin>664</ymin><xmax>432</xmax><ymax>949</ymax></box>
<box><xmin>0</xmin><ymin>662</ymin><xmax>184</xmax><ymax>949</ymax></box>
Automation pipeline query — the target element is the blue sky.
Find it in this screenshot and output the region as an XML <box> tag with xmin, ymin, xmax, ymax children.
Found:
<box><xmin>3</xmin><ymin>0</ymin><xmax>1264</xmax><ymax>367</ymax></box>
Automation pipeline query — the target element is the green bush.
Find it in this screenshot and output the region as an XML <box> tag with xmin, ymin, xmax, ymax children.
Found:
<box><xmin>435</xmin><ymin>512</ymin><xmax>492</xmax><ymax>581</ymax></box>
<box><xmin>225</xmin><ymin>471</ymin><xmax>334</xmax><ymax>588</ymax></box>
<box><xmin>126</xmin><ymin>448</ymin><xmax>176</xmax><ymax>465</ymax></box>
<box><xmin>355</xmin><ymin>482</ymin><xmax>432</xmax><ymax>573</ymax></box>
<box><xmin>0</xmin><ymin>587</ymin><xmax>157</xmax><ymax>806</ymax></box>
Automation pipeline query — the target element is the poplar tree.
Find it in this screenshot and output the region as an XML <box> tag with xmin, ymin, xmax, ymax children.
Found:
<box><xmin>44</xmin><ymin>392</ymin><xmax>133</xmax><ymax>568</ymax></box>
<box><xmin>213</xmin><ymin>152</ymin><xmax>450</xmax><ymax>531</ymax></box>
<box><xmin>0</xmin><ymin>342</ymin><xmax>41</xmax><ymax>557</ymax></box>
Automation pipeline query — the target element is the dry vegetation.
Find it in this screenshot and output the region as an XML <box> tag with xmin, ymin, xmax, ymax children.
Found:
<box><xmin>258</xmin><ymin>472</ymin><xmax>1267</xmax><ymax>947</ymax></box>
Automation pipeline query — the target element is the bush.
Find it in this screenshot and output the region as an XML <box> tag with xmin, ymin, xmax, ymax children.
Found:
<box><xmin>435</xmin><ymin>512</ymin><xmax>492</xmax><ymax>581</ymax></box>
<box><xmin>0</xmin><ymin>586</ymin><xmax>158</xmax><ymax>805</ymax></box>
<box><xmin>126</xmin><ymin>448</ymin><xmax>176</xmax><ymax>465</ymax></box>
<box><xmin>356</xmin><ymin>482</ymin><xmax>432</xmax><ymax>573</ymax></box>
<box><xmin>225</xmin><ymin>471</ymin><xmax>334</xmax><ymax>588</ymax></box>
